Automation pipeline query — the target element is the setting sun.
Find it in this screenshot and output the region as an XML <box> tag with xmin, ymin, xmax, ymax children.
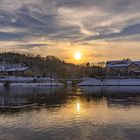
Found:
<box><xmin>74</xmin><ymin>52</ymin><xmax>81</xmax><ymax>60</ymax></box>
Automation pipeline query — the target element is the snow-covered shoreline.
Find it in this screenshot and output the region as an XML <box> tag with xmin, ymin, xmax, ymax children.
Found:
<box><xmin>0</xmin><ymin>76</ymin><xmax>64</xmax><ymax>86</ymax></box>
<box><xmin>0</xmin><ymin>82</ymin><xmax>64</xmax><ymax>87</ymax></box>
<box><xmin>1</xmin><ymin>76</ymin><xmax>140</xmax><ymax>87</ymax></box>
<box><xmin>10</xmin><ymin>82</ymin><xmax>64</xmax><ymax>86</ymax></box>
<box><xmin>78</xmin><ymin>78</ymin><xmax>140</xmax><ymax>86</ymax></box>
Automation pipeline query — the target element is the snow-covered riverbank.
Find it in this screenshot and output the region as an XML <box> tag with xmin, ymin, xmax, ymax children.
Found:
<box><xmin>0</xmin><ymin>76</ymin><xmax>53</xmax><ymax>82</ymax></box>
<box><xmin>78</xmin><ymin>78</ymin><xmax>140</xmax><ymax>86</ymax></box>
<box><xmin>0</xmin><ymin>76</ymin><xmax>64</xmax><ymax>86</ymax></box>
<box><xmin>1</xmin><ymin>77</ymin><xmax>140</xmax><ymax>87</ymax></box>
<box><xmin>10</xmin><ymin>82</ymin><xmax>64</xmax><ymax>86</ymax></box>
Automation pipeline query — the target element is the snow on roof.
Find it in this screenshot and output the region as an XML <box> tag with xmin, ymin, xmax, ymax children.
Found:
<box><xmin>0</xmin><ymin>69</ymin><xmax>4</xmax><ymax>72</ymax></box>
<box><xmin>6</xmin><ymin>68</ymin><xmax>18</xmax><ymax>72</ymax></box>
<box><xmin>106</xmin><ymin>60</ymin><xmax>140</xmax><ymax>68</ymax></box>
<box><xmin>132</xmin><ymin>61</ymin><xmax>140</xmax><ymax>66</ymax></box>
<box><xmin>6</xmin><ymin>67</ymin><xmax>29</xmax><ymax>72</ymax></box>
<box><xmin>16</xmin><ymin>67</ymin><xmax>29</xmax><ymax>72</ymax></box>
<box><xmin>0</xmin><ymin>63</ymin><xmax>30</xmax><ymax>73</ymax></box>
<box><xmin>106</xmin><ymin>60</ymin><xmax>128</xmax><ymax>64</ymax></box>
<box><xmin>0</xmin><ymin>66</ymin><xmax>6</xmax><ymax>72</ymax></box>
<box><xmin>133</xmin><ymin>70</ymin><xmax>140</xmax><ymax>73</ymax></box>
<box><xmin>107</xmin><ymin>64</ymin><xmax>130</xmax><ymax>68</ymax></box>
<box><xmin>106</xmin><ymin>60</ymin><xmax>130</xmax><ymax>68</ymax></box>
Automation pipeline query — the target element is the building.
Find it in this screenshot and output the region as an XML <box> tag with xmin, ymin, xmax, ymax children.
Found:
<box><xmin>0</xmin><ymin>64</ymin><xmax>34</xmax><ymax>76</ymax></box>
<box><xmin>128</xmin><ymin>61</ymin><xmax>140</xmax><ymax>75</ymax></box>
<box><xmin>106</xmin><ymin>59</ymin><xmax>140</xmax><ymax>77</ymax></box>
<box><xmin>6</xmin><ymin>67</ymin><xmax>34</xmax><ymax>76</ymax></box>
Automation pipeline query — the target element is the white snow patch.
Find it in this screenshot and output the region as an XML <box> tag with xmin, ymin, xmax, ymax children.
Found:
<box><xmin>78</xmin><ymin>78</ymin><xmax>140</xmax><ymax>86</ymax></box>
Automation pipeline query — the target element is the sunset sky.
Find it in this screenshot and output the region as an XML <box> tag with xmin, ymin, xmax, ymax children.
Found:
<box><xmin>0</xmin><ymin>0</ymin><xmax>140</xmax><ymax>63</ymax></box>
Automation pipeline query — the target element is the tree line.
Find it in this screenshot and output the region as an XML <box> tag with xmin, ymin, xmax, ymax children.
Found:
<box><xmin>0</xmin><ymin>52</ymin><xmax>106</xmax><ymax>78</ymax></box>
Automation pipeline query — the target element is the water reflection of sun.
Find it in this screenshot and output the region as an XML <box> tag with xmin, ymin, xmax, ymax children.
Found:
<box><xmin>73</xmin><ymin>99</ymin><xmax>86</xmax><ymax>116</ymax></box>
<box><xmin>76</xmin><ymin>102</ymin><xmax>81</xmax><ymax>113</ymax></box>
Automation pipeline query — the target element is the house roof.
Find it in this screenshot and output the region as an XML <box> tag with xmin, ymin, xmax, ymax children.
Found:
<box><xmin>0</xmin><ymin>69</ymin><xmax>4</xmax><ymax>72</ymax></box>
<box><xmin>0</xmin><ymin>66</ymin><xmax>6</xmax><ymax>72</ymax></box>
<box><xmin>106</xmin><ymin>60</ymin><xmax>140</xmax><ymax>68</ymax></box>
<box><xmin>0</xmin><ymin>66</ymin><xmax>29</xmax><ymax>72</ymax></box>
<box><xmin>107</xmin><ymin>64</ymin><xmax>130</xmax><ymax>68</ymax></box>
<box><xmin>6</xmin><ymin>67</ymin><xmax>29</xmax><ymax>72</ymax></box>
<box><xmin>6</xmin><ymin>68</ymin><xmax>18</xmax><ymax>72</ymax></box>
<box><xmin>132</xmin><ymin>61</ymin><xmax>140</xmax><ymax>66</ymax></box>
<box><xmin>17</xmin><ymin>67</ymin><xmax>29</xmax><ymax>72</ymax></box>
<box><xmin>106</xmin><ymin>60</ymin><xmax>129</xmax><ymax>64</ymax></box>
<box><xmin>106</xmin><ymin>60</ymin><xmax>130</xmax><ymax>68</ymax></box>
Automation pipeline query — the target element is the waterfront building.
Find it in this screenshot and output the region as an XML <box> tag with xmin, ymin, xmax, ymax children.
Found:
<box><xmin>0</xmin><ymin>63</ymin><xmax>34</xmax><ymax>76</ymax></box>
<box><xmin>106</xmin><ymin>59</ymin><xmax>140</xmax><ymax>77</ymax></box>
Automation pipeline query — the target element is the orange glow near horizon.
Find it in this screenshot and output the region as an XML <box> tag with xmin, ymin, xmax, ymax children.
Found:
<box><xmin>1</xmin><ymin>40</ymin><xmax>140</xmax><ymax>64</ymax></box>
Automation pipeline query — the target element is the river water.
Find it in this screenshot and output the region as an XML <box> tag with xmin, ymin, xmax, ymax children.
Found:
<box><xmin>0</xmin><ymin>86</ymin><xmax>140</xmax><ymax>140</ymax></box>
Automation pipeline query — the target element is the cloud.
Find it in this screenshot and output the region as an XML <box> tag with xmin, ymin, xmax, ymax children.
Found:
<box><xmin>0</xmin><ymin>0</ymin><xmax>139</xmax><ymax>41</ymax></box>
<box><xmin>0</xmin><ymin>0</ymin><xmax>140</xmax><ymax>62</ymax></box>
<box><xmin>82</xmin><ymin>23</ymin><xmax>140</xmax><ymax>41</ymax></box>
<box><xmin>0</xmin><ymin>32</ymin><xmax>25</xmax><ymax>41</ymax></box>
<box><xmin>19</xmin><ymin>43</ymin><xmax>48</xmax><ymax>49</ymax></box>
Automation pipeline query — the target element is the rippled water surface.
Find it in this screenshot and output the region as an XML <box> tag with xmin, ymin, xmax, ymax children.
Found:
<box><xmin>0</xmin><ymin>86</ymin><xmax>140</xmax><ymax>140</ymax></box>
